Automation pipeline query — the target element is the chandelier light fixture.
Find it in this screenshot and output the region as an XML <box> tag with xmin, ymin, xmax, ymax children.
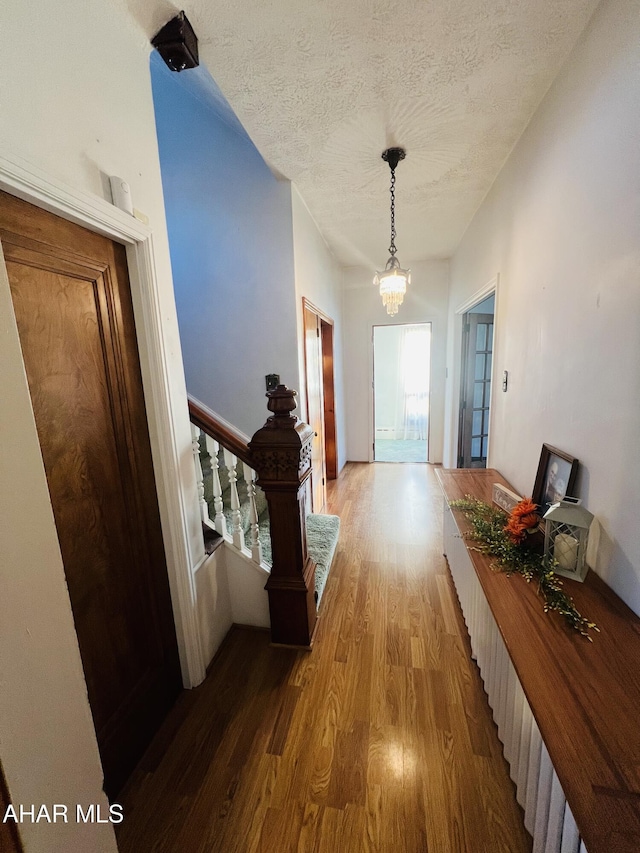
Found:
<box><xmin>374</xmin><ymin>147</ymin><xmax>411</xmax><ymax>316</ymax></box>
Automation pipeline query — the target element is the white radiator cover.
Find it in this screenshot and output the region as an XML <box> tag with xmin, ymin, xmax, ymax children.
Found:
<box><xmin>443</xmin><ymin>501</ymin><xmax>586</xmax><ymax>853</ymax></box>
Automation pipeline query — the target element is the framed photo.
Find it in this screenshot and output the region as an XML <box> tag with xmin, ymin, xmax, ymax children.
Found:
<box><xmin>532</xmin><ymin>444</ymin><xmax>579</xmax><ymax>518</ymax></box>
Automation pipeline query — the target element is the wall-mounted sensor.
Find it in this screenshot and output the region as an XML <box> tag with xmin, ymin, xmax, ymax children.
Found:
<box><xmin>109</xmin><ymin>176</ymin><xmax>134</xmax><ymax>215</ymax></box>
<box><xmin>152</xmin><ymin>11</ymin><xmax>199</xmax><ymax>72</ymax></box>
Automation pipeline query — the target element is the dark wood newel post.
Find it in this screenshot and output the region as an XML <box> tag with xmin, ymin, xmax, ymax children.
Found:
<box><xmin>249</xmin><ymin>385</ymin><xmax>317</xmax><ymax>648</ymax></box>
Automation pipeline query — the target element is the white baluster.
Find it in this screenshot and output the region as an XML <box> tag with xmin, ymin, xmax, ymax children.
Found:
<box><xmin>243</xmin><ymin>461</ymin><xmax>263</xmax><ymax>565</ymax></box>
<box><xmin>205</xmin><ymin>435</ymin><xmax>227</xmax><ymax>537</ymax></box>
<box><xmin>191</xmin><ymin>424</ymin><xmax>214</xmax><ymax>528</ymax></box>
<box><xmin>223</xmin><ymin>447</ymin><xmax>244</xmax><ymax>551</ymax></box>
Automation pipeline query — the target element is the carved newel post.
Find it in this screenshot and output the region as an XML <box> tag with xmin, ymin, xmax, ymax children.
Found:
<box><xmin>249</xmin><ymin>385</ymin><xmax>317</xmax><ymax>647</ymax></box>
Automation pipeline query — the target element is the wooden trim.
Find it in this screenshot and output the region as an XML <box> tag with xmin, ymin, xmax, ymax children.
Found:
<box><xmin>0</xmin><ymin>151</ymin><xmax>206</xmax><ymax>690</ymax></box>
<box><xmin>302</xmin><ymin>297</ymin><xmax>338</xmax><ymax>479</ymax></box>
<box><xmin>320</xmin><ymin>320</ymin><xmax>337</xmax><ymax>480</ymax></box>
<box><xmin>437</xmin><ymin>467</ymin><xmax>640</xmax><ymax>853</ymax></box>
<box><xmin>302</xmin><ymin>296</ymin><xmax>333</xmax><ymax>326</ymax></box>
<box><xmin>188</xmin><ymin>395</ymin><xmax>252</xmax><ymax>466</ymax></box>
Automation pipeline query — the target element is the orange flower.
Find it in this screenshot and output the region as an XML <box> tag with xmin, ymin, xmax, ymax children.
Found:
<box><xmin>504</xmin><ymin>498</ymin><xmax>540</xmax><ymax>544</ymax></box>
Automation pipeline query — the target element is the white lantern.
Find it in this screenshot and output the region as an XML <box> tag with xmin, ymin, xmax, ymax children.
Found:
<box><xmin>543</xmin><ymin>497</ymin><xmax>594</xmax><ymax>582</ymax></box>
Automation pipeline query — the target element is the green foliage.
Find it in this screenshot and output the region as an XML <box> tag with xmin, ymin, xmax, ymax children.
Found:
<box><xmin>450</xmin><ymin>497</ymin><xmax>598</xmax><ymax>639</ymax></box>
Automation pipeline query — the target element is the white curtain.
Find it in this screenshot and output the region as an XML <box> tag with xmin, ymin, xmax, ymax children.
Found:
<box><xmin>398</xmin><ymin>325</ymin><xmax>430</xmax><ymax>440</ymax></box>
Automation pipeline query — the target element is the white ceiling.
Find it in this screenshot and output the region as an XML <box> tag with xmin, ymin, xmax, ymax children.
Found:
<box><xmin>133</xmin><ymin>0</ymin><xmax>598</xmax><ymax>268</ymax></box>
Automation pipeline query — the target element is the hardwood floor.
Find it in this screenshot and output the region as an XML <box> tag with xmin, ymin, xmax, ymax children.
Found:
<box><xmin>116</xmin><ymin>463</ymin><xmax>531</xmax><ymax>852</ymax></box>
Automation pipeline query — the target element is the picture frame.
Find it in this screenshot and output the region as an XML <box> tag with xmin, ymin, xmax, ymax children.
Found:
<box><xmin>532</xmin><ymin>444</ymin><xmax>579</xmax><ymax>518</ymax></box>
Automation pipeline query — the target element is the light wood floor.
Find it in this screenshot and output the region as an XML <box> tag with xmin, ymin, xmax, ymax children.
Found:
<box><xmin>116</xmin><ymin>463</ymin><xmax>532</xmax><ymax>852</ymax></box>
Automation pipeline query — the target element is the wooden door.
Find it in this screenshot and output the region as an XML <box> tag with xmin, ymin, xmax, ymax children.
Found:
<box><xmin>303</xmin><ymin>305</ymin><xmax>326</xmax><ymax>511</ymax></box>
<box><xmin>0</xmin><ymin>192</ymin><xmax>182</xmax><ymax>798</ymax></box>
<box><xmin>459</xmin><ymin>313</ymin><xmax>494</xmax><ymax>468</ymax></box>
<box><xmin>320</xmin><ymin>320</ymin><xmax>338</xmax><ymax>481</ymax></box>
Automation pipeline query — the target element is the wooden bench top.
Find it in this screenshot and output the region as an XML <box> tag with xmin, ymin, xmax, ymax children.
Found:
<box><xmin>436</xmin><ymin>468</ymin><xmax>640</xmax><ymax>853</ymax></box>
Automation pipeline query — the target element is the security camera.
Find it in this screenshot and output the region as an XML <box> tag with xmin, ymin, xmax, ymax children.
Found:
<box><xmin>152</xmin><ymin>11</ymin><xmax>199</xmax><ymax>72</ymax></box>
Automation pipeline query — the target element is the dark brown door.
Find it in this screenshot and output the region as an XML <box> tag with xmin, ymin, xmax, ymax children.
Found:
<box><xmin>0</xmin><ymin>192</ymin><xmax>182</xmax><ymax>797</ymax></box>
<box><xmin>320</xmin><ymin>319</ymin><xmax>338</xmax><ymax>481</ymax></box>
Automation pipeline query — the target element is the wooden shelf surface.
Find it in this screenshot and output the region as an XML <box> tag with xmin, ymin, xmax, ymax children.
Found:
<box><xmin>436</xmin><ymin>468</ymin><xmax>640</xmax><ymax>853</ymax></box>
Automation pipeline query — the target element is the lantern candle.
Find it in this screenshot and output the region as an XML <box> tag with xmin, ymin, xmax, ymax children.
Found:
<box><xmin>554</xmin><ymin>533</ymin><xmax>579</xmax><ymax>572</ymax></box>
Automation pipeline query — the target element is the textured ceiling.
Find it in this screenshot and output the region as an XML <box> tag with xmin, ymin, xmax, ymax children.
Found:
<box><xmin>130</xmin><ymin>0</ymin><xmax>598</xmax><ymax>268</ymax></box>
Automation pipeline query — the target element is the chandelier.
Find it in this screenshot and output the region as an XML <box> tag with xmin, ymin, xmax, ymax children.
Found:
<box><xmin>374</xmin><ymin>147</ymin><xmax>411</xmax><ymax>316</ymax></box>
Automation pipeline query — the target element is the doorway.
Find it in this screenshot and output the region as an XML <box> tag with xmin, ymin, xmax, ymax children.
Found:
<box><xmin>458</xmin><ymin>294</ymin><xmax>495</xmax><ymax>468</ymax></box>
<box><xmin>373</xmin><ymin>323</ymin><xmax>431</xmax><ymax>463</ymax></box>
<box><xmin>303</xmin><ymin>299</ymin><xmax>338</xmax><ymax>512</ymax></box>
<box><xmin>1</xmin><ymin>191</ymin><xmax>182</xmax><ymax>797</ymax></box>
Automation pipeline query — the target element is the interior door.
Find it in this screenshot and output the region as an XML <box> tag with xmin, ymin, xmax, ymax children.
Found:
<box><xmin>303</xmin><ymin>305</ymin><xmax>326</xmax><ymax>511</ymax></box>
<box><xmin>459</xmin><ymin>313</ymin><xmax>494</xmax><ymax>468</ymax></box>
<box><xmin>0</xmin><ymin>191</ymin><xmax>182</xmax><ymax>797</ymax></box>
<box><xmin>320</xmin><ymin>320</ymin><xmax>337</xmax><ymax>481</ymax></box>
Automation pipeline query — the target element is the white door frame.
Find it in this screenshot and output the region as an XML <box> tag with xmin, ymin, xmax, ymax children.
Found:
<box><xmin>451</xmin><ymin>274</ymin><xmax>500</xmax><ymax>468</ymax></box>
<box><xmin>0</xmin><ymin>150</ymin><xmax>206</xmax><ymax>688</ymax></box>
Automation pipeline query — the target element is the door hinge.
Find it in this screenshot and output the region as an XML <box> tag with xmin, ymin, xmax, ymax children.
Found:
<box><xmin>322</xmin><ymin>477</ymin><xmax>325</xmax><ymax>485</ymax></box>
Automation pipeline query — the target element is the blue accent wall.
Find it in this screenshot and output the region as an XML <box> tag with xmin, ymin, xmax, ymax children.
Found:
<box><xmin>150</xmin><ymin>52</ymin><xmax>299</xmax><ymax>435</ymax></box>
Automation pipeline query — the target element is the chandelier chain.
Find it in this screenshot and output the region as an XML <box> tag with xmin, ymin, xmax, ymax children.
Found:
<box><xmin>389</xmin><ymin>167</ymin><xmax>397</xmax><ymax>256</ymax></box>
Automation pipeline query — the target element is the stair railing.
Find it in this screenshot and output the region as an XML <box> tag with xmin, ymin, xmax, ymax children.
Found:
<box><xmin>188</xmin><ymin>386</ymin><xmax>318</xmax><ymax>647</ymax></box>
<box><xmin>189</xmin><ymin>400</ymin><xmax>259</xmax><ymax>557</ymax></box>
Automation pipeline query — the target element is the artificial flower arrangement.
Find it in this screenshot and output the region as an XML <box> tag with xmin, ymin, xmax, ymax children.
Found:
<box><xmin>449</xmin><ymin>495</ymin><xmax>597</xmax><ymax>639</ymax></box>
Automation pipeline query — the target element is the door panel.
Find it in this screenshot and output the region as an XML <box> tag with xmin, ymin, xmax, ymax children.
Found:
<box><xmin>0</xmin><ymin>191</ymin><xmax>181</xmax><ymax>797</ymax></box>
<box><xmin>459</xmin><ymin>312</ymin><xmax>494</xmax><ymax>468</ymax></box>
<box><xmin>304</xmin><ymin>306</ymin><xmax>326</xmax><ymax>512</ymax></box>
<box><xmin>320</xmin><ymin>320</ymin><xmax>337</xmax><ymax>481</ymax></box>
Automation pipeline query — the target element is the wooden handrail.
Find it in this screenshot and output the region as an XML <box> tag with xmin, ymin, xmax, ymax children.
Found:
<box><xmin>188</xmin><ymin>395</ymin><xmax>252</xmax><ymax>467</ymax></box>
<box><xmin>189</xmin><ymin>386</ymin><xmax>318</xmax><ymax>648</ymax></box>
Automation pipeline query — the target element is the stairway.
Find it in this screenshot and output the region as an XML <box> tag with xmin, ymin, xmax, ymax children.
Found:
<box><xmin>201</xmin><ymin>441</ymin><xmax>339</xmax><ymax>606</ymax></box>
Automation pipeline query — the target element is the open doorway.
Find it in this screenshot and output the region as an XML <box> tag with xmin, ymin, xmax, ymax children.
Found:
<box><xmin>303</xmin><ymin>298</ymin><xmax>338</xmax><ymax>511</ymax></box>
<box><xmin>458</xmin><ymin>294</ymin><xmax>495</xmax><ymax>468</ymax></box>
<box><xmin>373</xmin><ymin>323</ymin><xmax>431</xmax><ymax>463</ymax></box>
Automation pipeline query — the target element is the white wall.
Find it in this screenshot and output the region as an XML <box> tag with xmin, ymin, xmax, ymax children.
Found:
<box><xmin>292</xmin><ymin>185</ymin><xmax>348</xmax><ymax>472</ymax></box>
<box><xmin>0</xmin><ymin>1</ymin><xmax>203</xmax><ymax>849</ymax></box>
<box><xmin>343</xmin><ymin>260</ymin><xmax>449</xmax><ymax>463</ymax></box>
<box><xmin>445</xmin><ymin>0</ymin><xmax>640</xmax><ymax>613</ymax></box>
